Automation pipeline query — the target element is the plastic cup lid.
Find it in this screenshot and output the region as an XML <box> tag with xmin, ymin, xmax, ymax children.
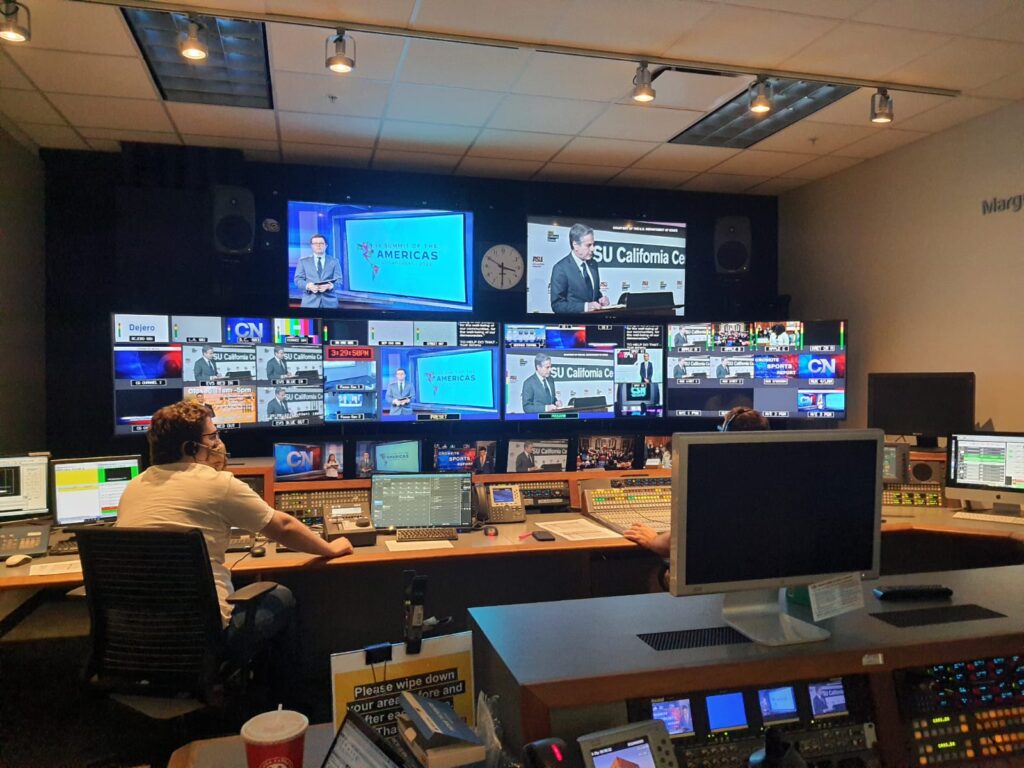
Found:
<box><xmin>241</xmin><ymin>709</ymin><xmax>309</xmax><ymax>744</ymax></box>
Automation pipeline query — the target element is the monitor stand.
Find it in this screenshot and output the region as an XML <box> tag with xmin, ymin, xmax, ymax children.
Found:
<box><xmin>721</xmin><ymin>588</ymin><xmax>830</xmax><ymax>647</ymax></box>
<box><xmin>963</xmin><ymin>500</ymin><xmax>1023</xmax><ymax>516</ymax></box>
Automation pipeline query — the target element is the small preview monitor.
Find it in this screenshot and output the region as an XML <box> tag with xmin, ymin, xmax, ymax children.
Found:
<box><xmin>51</xmin><ymin>455</ymin><xmax>141</xmax><ymax>527</ymax></box>
<box><xmin>577</xmin><ymin>435</ymin><xmax>635</xmax><ymax>470</ymax></box>
<box><xmin>945</xmin><ymin>431</ymin><xmax>1024</xmax><ymax>511</ymax></box>
<box><xmin>758</xmin><ymin>686</ymin><xmax>799</xmax><ymax>725</ymax></box>
<box><xmin>323</xmin><ymin>442</ymin><xmax>344</xmax><ymax>479</ymax></box>
<box><xmin>867</xmin><ymin>372</ymin><xmax>975</xmax><ymax>448</ymax></box>
<box><xmin>809</xmin><ymin>679</ymin><xmax>848</xmax><ymax>719</ymax></box>
<box><xmin>273</xmin><ymin>443</ymin><xmax>323</xmax><ymax>482</ymax></box>
<box><xmin>705</xmin><ymin>692</ymin><xmax>748</xmax><ymax>733</ymax></box>
<box><xmin>507</xmin><ymin>439</ymin><xmax>569</xmax><ymax>473</ymax></box>
<box><xmin>0</xmin><ymin>455</ymin><xmax>49</xmax><ymax>521</ymax></box>
<box><xmin>651</xmin><ymin>698</ymin><xmax>695</xmax><ymax>738</ymax></box>
<box><xmin>370</xmin><ymin>473</ymin><xmax>472</xmax><ymax>529</ymax></box>
<box><xmin>882</xmin><ymin>443</ymin><xmax>909</xmax><ymax>483</ymax></box>
<box><xmin>374</xmin><ymin>440</ymin><xmax>421</xmax><ymax>474</ymax></box>
<box><xmin>321</xmin><ymin>708</ymin><xmax>405</xmax><ymax>768</ymax></box>
<box><xmin>643</xmin><ymin>436</ymin><xmax>672</xmax><ymax>468</ymax></box>
<box><xmin>434</xmin><ymin>443</ymin><xmax>474</xmax><ymax>473</ymax></box>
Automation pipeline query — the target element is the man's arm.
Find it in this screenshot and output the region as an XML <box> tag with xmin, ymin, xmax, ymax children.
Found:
<box><xmin>260</xmin><ymin>510</ymin><xmax>353</xmax><ymax>558</ymax></box>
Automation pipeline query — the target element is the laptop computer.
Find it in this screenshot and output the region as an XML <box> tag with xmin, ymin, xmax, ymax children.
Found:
<box><xmin>321</xmin><ymin>707</ymin><xmax>411</xmax><ymax>768</ymax></box>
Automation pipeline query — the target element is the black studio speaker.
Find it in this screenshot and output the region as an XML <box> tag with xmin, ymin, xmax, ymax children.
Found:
<box><xmin>910</xmin><ymin>456</ymin><xmax>945</xmax><ymax>483</ymax></box>
<box><xmin>714</xmin><ymin>215</ymin><xmax>751</xmax><ymax>274</ymax></box>
<box><xmin>211</xmin><ymin>185</ymin><xmax>255</xmax><ymax>256</ymax></box>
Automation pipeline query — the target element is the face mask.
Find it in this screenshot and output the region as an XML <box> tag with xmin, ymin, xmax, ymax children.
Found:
<box><xmin>204</xmin><ymin>439</ymin><xmax>229</xmax><ymax>471</ymax></box>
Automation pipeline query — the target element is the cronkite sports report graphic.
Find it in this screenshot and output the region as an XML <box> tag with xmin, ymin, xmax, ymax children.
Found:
<box><xmin>287</xmin><ymin>201</ymin><xmax>474</xmax><ymax>312</ymax></box>
<box><xmin>526</xmin><ymin>217</ymin><xmax>686</xmax><ymax>315</ymax></box>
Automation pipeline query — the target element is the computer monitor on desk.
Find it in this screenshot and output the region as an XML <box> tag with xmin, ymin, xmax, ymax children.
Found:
<box><xmin>51</xmin><ymin>455</ymin><xmax>141</xmax><ymax>527</ymax></box>
<box><xmin>946</xmin><ymin>432</ymin><xmax>1024</xmax><ymax>515</ymax></box>
<box><xmin>0</xmin><ymin>455</ymin><xmax>49</xmax><ymax>522</ymax></box>
<box><xmin>370</xmin><ymin>473</ymin><xmax>472</xmax><ymax>529</ymax></box>
<box><xmin>669</xmin><ymin>430</ymin><xmax>882</xmax><ymax>646</ymax></box>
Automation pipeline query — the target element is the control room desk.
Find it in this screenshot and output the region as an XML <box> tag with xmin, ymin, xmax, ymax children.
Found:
<box><xmin>469</xmin><ymin>564</ymin><xmax>1024</xmax><ymax>766</ymax></box>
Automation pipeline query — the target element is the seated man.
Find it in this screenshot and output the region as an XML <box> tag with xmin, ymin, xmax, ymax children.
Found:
<box><xmin>117</xmin><ymin>400</ymin><xmax>353</xmax><ymax>655</ymax></box>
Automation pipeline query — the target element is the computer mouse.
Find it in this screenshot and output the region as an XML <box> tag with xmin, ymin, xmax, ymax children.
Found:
<box><xmin>483</xmin><ymin>525</ymin><xmax>499</xmax><ymax>537</ymax></box>
<box><xmin>5</xmin><ymin>554</ymin><xmax>32</xmax><ymax>568</ymax></box>
<box><xmin>250</xmin><ymin>545</ymin><xmax>266</xmax><ymax>558</ymax></box>
<box><xmin>356</xmin><ymin>517</ymin><xmax>371</xmax><ymax>528</ymax></box>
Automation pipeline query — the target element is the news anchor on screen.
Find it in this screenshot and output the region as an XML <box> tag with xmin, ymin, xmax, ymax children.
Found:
<box><xmin>385</xmin><ymin>368</ymin><xmax>414</xmax><ymax>416</ymax></box>
<box><xmin>472</xmin><ymin>445</ymin><xmax>494</xmax><ymax>474</ymax></box>
<box><xmin>521</xmin><ymin>353</ymin><xmax>561</xmax><ymax>413</ymax></box>
<box><xmin>267</xmin><ymin>387</ymin><xmax>290</xmax><ymax>417</ymax></box>
<box><xmin>266</xmin><ymin>347</ymin><xmax>290</xmax><ymax>379</ymax></box>
<box><xmin>193</xmin><ymin>345</ymin><xmax>219</xmax><ymax>382</ymax></box>
<box><xmin>549</xmin><ymin>223</ymin><xmax>608</xmax><ymax>314</ymax></box>
<box><xmin>293</xmin><ymin>233</ymin><xmax>342</xmax><ymax>309</ymax></box>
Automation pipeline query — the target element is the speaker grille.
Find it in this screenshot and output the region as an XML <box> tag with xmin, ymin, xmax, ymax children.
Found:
<box><xmin>216</xmin><ymin>214</ymin><xmax>254</xmax><ymax>250</ymax></box>
<box><xmin>716</xmin><ymin>241</ymin><xmax>749</xmax><ymax>272</ymax></box>
<box><xmin>638</xmin><ymin>626</ymin><xmax>751</xmax><ymax>651</ymax></box>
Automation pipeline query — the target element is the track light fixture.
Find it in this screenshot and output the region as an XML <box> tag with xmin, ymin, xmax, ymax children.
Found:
<box><xmin>631</xmin><ymin>62</ymin><xmax>655</xmax><ymax>103</ymax></box>
<box><xmin>870</xmin><ymin>87</ymin><xmax>894</xmax><ymax>123</ymax></box>
<box><xmin>748</xmin><ymin>76</ymin><xmax>772</xmax><ymax>114</ymax></box>
<box><xmin>178</xmin><ymin>16</ymin><xmax>207</xmax><ymax>60</ymax></box>
<box><xmin>325</xmin><ymin>28</ymin><xmax>356</xmax><ymax>74</ymax></box>
<box><xmin>0</xmin><ymin>1</ymin><xmax>30</xmax><ymax>43</ymax></box>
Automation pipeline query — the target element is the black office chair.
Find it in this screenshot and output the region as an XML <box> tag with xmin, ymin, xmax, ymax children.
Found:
<box><xmin>75</xmin><ymin>526</ymin><xmax>277</xmax><ymax>722</ymax></box>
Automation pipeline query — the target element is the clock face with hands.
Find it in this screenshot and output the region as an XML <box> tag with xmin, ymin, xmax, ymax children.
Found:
<box><xmin>481</xmin><ymin>244</ymin><xmax>524</xmax><ymax>290</ymax></box>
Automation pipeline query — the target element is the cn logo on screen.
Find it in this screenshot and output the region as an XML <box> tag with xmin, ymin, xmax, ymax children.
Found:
<box><xmin>286</xmin><ymin>450</ymin><xmax>314</xmax><ymax>471</ymax></box>
<box><xmin>225</xmin><ymin>317</ymin><xmax>272</xmax><ymax>344</ymax></box>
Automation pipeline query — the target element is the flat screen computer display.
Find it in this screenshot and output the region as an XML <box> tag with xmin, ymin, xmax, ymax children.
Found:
<box><xmin>868</xmin><ymin>372</ymin><xmax>975</xmax><ymax>448</ymax></box>
<box><xmin>287</xmin><ymin>201</ymin><xmax>474</xmax><ymax>313</ymax></box>
<box><xmin>0</xmin><ymin>455</ymin><xmax>49</xmax><ymax>521</ymax></box>
<box><xmin>51</xmin><ymin>455</ymin><xmax>141</xmax><ymax>527</ymax></box>
<box><xmin>370</xmin><ymin>473</ymin><xmax>472</xmax><ymax>529</ymax></box>
<box><xmin>322</xmin><ymin>320</ymin><xmax>501</xmax><ymax>423</ymax></box>
<box><xmin>355</xmin><ymin>440</ymin><xmax>421</xmax><ymax>476</ymax></box>
<box><xmin>504</xmin><ymin>323</ymin><xmax>663</xmax><ymax>420</ymax></box>
<box><xmin>665</xmin><ymin>320</ymin><xmax>847</xmax><ymax>421</ymax></box>
<box><xmin>945</xmin><ymin>431</ymin><xmax>1024</xmax><ymax>509</ymax></box>
<box><xmin>526</xmin><ymin>217</ymin><xmax>686</xmax><ymax>315</ymax></box>
<box><xmin>577</xmin><ymin>435</ymin><xmax>635</xmax><ymax>470</ymax></box>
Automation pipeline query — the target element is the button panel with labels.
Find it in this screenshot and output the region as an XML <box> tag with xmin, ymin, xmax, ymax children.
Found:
<box><xmin>514</xmin><ymin>480</ymin><xmax>571</xmax><ymax>510</ymax></box>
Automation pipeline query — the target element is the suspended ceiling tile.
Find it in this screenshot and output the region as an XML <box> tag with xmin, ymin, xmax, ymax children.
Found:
<box><xmin>19</xmin><ymin>2</ymin><xmax>137</xmax><ymax>56</ymax></box>
<box><xmin>398</xmin><ymin>39</ymin><xmax>532</xmax><ymax>92</ymax></box>
<box><xmin>664</xmin><ymin>6</ymin><xmax>841</xmax><ymax>69</ymax></box>
<box><xmin>893</xmin><ymin>95</ymin><xmax>1011</xmax><ymax>133</ymax></box>
<box><xmin>512</xmin><ymin>53</ymin><xmax>636</xmax><ymax>103</ymax></box>
<box><xmin>0</xmin><ymin>88</ymin><xmax>65</xmax><ymax>125</ymax></box>
<box><xmin>180</xmin><ymin>134</ymin><xmax>280</xmax><ymax>151</ymax></box>
<box><xmin>6</xmin><ymin>49</ymin><xmax>157</xmax><ymax>99</ymax></box>
<box><xmin>272</xmin><ymin>71</ymin><xmax>389</xmax><ymax>118</ymax></box>
<box><xmin>779</xmin><ymin>22</ymin><xmax>951</xmax><ymax>80</ymax></box>
<box><xmin>781</xmin><ymin>154</ymin><xmax>863</xmax><ymax>180</ymax></box>
<box><xmin>551</xmin><ymin>136</ymin><xmax>657</xmax><ymax>167</ymax></box>
<box><xmin>378</xmin><ymin>120</ymin><xmax>480</xmax><ymax>155</ymax></box>
<box><xmin>705</xmin><ymin>150</ymin><xmax>819</xmax><ymax>176</ymax></box>
<box><xmin>717</xmin><ymin>0</ymin><xmax>873</xmax><ymax>18</ymax></box>
<box><xmin>267</xmin><ymin>25</ymin><xmax>405</xmax><ymax>81</ymax></box>
<box><xmin>680</xmin><ymin>173</ymin><xmax>770</xmax><ymax>193</ymax></box>
<box><xmin>753</xmin><ymin>120</ymin><xmax>876</xmax><ymax>155</ymax></box>
<box><xmin>746</xmin><ymin>177</ymin><xmax>811</xmax><ymax>195</ymax></box>
<box><xmin>970</xmin><ymin>70</ymin><xmax>1024</xmax><ymax>101</ymax></box>
<box><xmin>385</xmin><ymin>83</ymin><xmax>504</xmax><ymax>126</ymax></box>
<box><xmin>487</xmin><ymin>94</ymin><xmax>606</xmax><ymax>134</ymax></box>
<box><xmin>264</xmin><ymin>0</ymin><xmax>416</xmax><ymax>25</ymax></box>
<box><xmin>886</xmin><ymin>37</ymin><xmax>1024</xmax><ymax>91</ymax></box>
<box><xmin>607</xmin><ymin>168</ymin><xmax>697</xmax><ymax>189</ymax></box>
<box><xmin>78</xmin><ymin>127</ymin><xmax>182</xmax><ymax>145</ymax></box>
<box><xmin>544</xmin><ymin>0</ymin><xmax>716</xmax><ymax>56</ymax></box>
<box><xmin>582</xmin><ymin>104</ymin><xmax>702</xmax><ymax>143</ymax></box>
<box><xmin>634</xmin><ymin>72</ymin><xmax>750</xmax><ymax>113</ymax></box>
<box><xmin>853</xmin><ymin>0</ymin><xmax>1008</xmax><ymax>34</ymax></box>
<box><xmin>18</xmin><ymin>123</ymin><xmax>89</xmax><ymax>150</ymax></box>
<box><xmin>372</xmin><ymin>149</ymin><xmax>461</xmax><ymax>173</ymax></box>
<box><xmin>413</xmin><ymin>0</ymin><xmax>571</xmax><ymax>40</ymax></box>
<box><xmin>966</xmin><ymin>4</ymin><xmax>1024</xmax><ymax>43</ymax></box>
<box><xmin>805</xmin><ymin>88</ymin><xmax>949</xmax><ymax>126</ymax></box>
<box><xmin>0</xmin><ymin>50</ymin><xmax>33</xmax><ymax>90</ymax></box>
<box><xmin>48</xmin><ymin>94</ymin><xmax>174</xmax><ymax>132</ymax></box>
<box><xmin>533</xmin><ymin>162</ymin><xmax>623</xmax><ymax>184</ymax></box>
<box><xmin>833</xmin><ymin>127</ymin><xmax>929</xmax><ymax>158</ymax></box>
<box><xmin>467</xmin><ymin>128</ymin><xmax>572</xmax><ymax>161</ymax></box>
<box><xmin>455</xmin><ymin>156</ymin><xmax>544</xmax><ymax>180</ymax></box>
<box><xmin>633</xmin><ymin>143</ymin><xmax>741</xmax><ymax>172</ymax></box>
<box><xmin>281</xmin><ymin>141</ymin><xmax>373</xmax><ymax>167</ymax></box>
<box><xmin>167</xmin><ymin>102</ymin><xmax>277</xmax><ymax>140</ymax></box>
<box><xmin>278</xmin><ymin>111</ymin><xmax>379</xmax><ymax>147</ymax></box>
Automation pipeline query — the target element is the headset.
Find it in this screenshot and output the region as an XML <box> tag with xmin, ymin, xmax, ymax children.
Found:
<box><xmin>717</xmin><ymin>407</ymin><xmax>754</xmax><ymax>432</ymax></box>
<box><xmin>183</xmin><ymin>440</ymin><xmax>230</xmax><ymax>458</ymax></box>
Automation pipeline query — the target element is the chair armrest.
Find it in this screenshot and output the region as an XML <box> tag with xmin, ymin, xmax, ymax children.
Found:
<box><xmin>227</xmin><ymin>581</ymin><xmax>277</xmax><ymax>604</ymax></box>
<box><xmin>66</xmin><ymin>586</ymin><xmax>87</xmax><ymax>599</ymax></box>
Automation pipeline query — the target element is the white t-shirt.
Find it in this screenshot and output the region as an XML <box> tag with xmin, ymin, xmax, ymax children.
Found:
<box><xmin>117</xmin><ymin>462</ymin><xmax>275</xmax><ymax>626</ymax></box>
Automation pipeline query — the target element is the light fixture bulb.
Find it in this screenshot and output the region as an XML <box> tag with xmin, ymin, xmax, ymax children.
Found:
<box><xmin>748</xmin><ymin>78</ymin><xmax>772</xmax><ymax>114</ymax></box>
<box><xmin>631</xmin><ymin>62</ymin><xmax>655</xmax><ymax>103</ymax></box>
<box><xmin>870</xmin><ymin>87</ymin><xmax>893</xmax><ymax>123</ymax></box>
<box><xmin>326</xmin><ymin>29</ymin><xmax>355</xmax><ymax>74</ymax></box>
<box><xmin>179</xmin><ymin>19</ymin><xmax>207</xmax><ymax>61</ymax></box>
<box><xmin>0</xmin><ymin>1</ymin><xmax>30</xmax><ymax>43</ymax></box>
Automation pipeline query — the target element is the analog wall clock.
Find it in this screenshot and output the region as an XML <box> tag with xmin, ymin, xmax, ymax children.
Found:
<box><xmin>481</xmin><ymin>244</ymin><xmax>524</xmax><ymax>290</ymax></box>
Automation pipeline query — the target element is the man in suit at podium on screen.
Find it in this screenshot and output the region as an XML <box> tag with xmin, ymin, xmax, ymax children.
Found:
<box><xmin>266</xmin><ymin>387</ymin><xmax>290</xmax><ymax>418</ymax></box>
<box><xmin>521</xmin><ymin>353</ymin><xmax>561</xmax><ymax>414</ymax></box>
<box><xmin>639</xmin><ymin>351</ymin><xmax>654</xmax><ymax>384</ymax></box>
<box><xmin>385</xmin><ymin>367</ymin><xmax>415</xmax><ymax>416</ymax></box>
<box><xmin>515</xmin><ymin>442</ymin><xmax>538</xmax><ymax>473</ymax></box>
<box><xmin>549</xmin><ymin>223</ymin><xmax>609</xmax><ymax>314</ymax></box>
<box><xmin>294</xmin><ymin>233</ymin><xmax>342</xmax><ymax>309</ymax></box>
<box><xmin>193</xmin><ymin>345</ymin><xmax>219</xmax><ymax>383</ymax></box>
<box><xmin>266</xmin><ymin>347</ymin><xmax>290</xmax><ymax>380</ymax></box>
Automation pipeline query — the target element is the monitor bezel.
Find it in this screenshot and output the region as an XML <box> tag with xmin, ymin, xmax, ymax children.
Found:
<box><xmin>867</xmin><ymin>371</ymin><xmax>975</xmax><ymax>439</ymax></box>
<box><xmin>0</xmin><ymin>454</ymin><xmax>51</xmax><ymax>522</ymax></box>
<box><xmin>369</xmin><ymin>472</ymin><xmax>473</xmax><ymax>528</ymax></box>
<box><xmin>945</xmin><ymin>430</ymin><xmax>1024</xmax><ymax>505</ymax></box>
<box><xmin>50</xmin><ymin>454</ymin><xmax>143</xmax><ymax>527</ymax></box>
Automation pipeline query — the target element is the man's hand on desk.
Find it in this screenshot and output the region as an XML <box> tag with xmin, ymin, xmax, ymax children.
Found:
<box><xmin>624</xmin><ymin>523</ymin><xmax>670</xmax><ymax>558</ymax></box>
<box><xmin>261</xmin><ymin>510</ymin><xmax>354</xmax><ymax>559</ymax></box>
<box><xmin>326</xmin><ymin>537</ymin><xmax>354</xmax><ymax>558</ymax></box>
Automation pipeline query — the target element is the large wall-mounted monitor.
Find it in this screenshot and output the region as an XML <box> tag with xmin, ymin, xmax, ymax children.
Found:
<box><xmin>504</xmin><ymin>323</ymin><xmax>663</xmax><ymax>420</ymax></box>
<box><xmin>868</xmin><ymin>372</ymin><xmax>975</xmax><ymax>449</ymax></box>
<box><xmin>526</xmin><ymin>217</ymin><xmax>686</xmax><ymax>316</ymax></box>
<box><xmin>665</xmin><ymin>320</ymin><xmax>847</xmax><ymax>421</ymax></box>
<box><xmin>287</xmin><ymin>201</ymin><xmax>474</xmax><ymax>313</ymax></box>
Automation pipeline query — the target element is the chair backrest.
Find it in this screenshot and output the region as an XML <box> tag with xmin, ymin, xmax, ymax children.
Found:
<box><xmin>76</xmin><ymin>526</ymin><xmax>224</xmax><ymax>700</ymax></box>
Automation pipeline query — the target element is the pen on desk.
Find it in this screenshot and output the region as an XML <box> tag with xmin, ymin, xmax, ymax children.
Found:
<box><xmin>518</xmin><ymin>531</ymin><xmax>534</xmax><ymax>540</ymax></box>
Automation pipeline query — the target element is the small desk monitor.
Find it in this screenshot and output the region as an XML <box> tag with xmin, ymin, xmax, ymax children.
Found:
<box><xmin>0</xmin><ymin>455</ymin><xmax>49</xmax><ymax>521</ymax></box>
<box><xmin>370</xmin><ymin>473</ymin><xmax>472</xmax><ymax>529</ymax></box>
<box><xmin>946</xmin><ymin>431</ymin><xmax>1024</xmax><ymax>515</ymax></box>
<box><xmin>52</xmin><ymin>455</ymin><xmax>141</xmax><ymax>527</ymax></box>
<box><xmin>867</xmin><ymin>372</ymin><xmax>974</xmax><ymax>449</ymax></box>
<box><xmin>669</xmin><ymin>429</ymin><xmax>882</xmax><ymax>646</ymax></box>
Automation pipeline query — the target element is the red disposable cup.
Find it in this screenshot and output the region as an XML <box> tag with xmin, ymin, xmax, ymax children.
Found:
<box><xmin>241</xmin><ymin>709</ymin><xmax>308</xmax><ymax>768</ymax></box>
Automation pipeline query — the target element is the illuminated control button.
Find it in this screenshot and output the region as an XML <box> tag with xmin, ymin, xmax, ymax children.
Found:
<box><xmin>961</xmin><ymin>725</ymin><xmax>970</xmax><ymax>733</ymax></box>
<box><xmin>966</xmin><ymin>750</ymin><xmax>975</xmax><ymax>758</ymax></box>
<box><xmin>919</xmin><ymin>758</ymin><xmax>928</xmax><ymax>765</ymax></box>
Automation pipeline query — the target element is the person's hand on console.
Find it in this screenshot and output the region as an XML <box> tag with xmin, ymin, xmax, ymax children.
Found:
<box><xmin>624</xmin><ymin>524</ymin><xmax>670</xmax><ymax>557</ymax></box>
<box><xmin>260</xmin><ymin>510</ymin><xmax>354</xmax><ymax>560</ymax></box>
<box><xmin>325</xmin><ymin>537</ymin><xmax>354</xmax><ymax>558</ymax></box>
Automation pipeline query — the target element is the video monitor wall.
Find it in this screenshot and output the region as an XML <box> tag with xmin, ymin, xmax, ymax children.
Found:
<box><xmin>526</xmin><ymin>217</ymin><xmax>686</xmax><ymax>315</ymax></box>
<box><xmin>665</xmin><ymin>320</ymin><xmax>847</xmax><ymax>420</ymax></box>
<box><xmin>287</xmin><ymin>201</ymin><xmax>474</xmax><ymax>313</ymax></box>
<box><xmin>504</xmin><ymin>323</ymin><xmax>664</xmax><ymax>420</ymax></box>
<box><xmin>323</xmin><ymin>320</ymin><xmax>501</xmax><ymax>423</ymax></box>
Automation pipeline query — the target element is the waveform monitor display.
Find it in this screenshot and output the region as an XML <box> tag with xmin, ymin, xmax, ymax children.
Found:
<box><xmin>665</xmin><ymin>319</ymin><xmax>847</xmax><ymax>420</ymax></box>
<box><xmin>287</xmin><ymin>201</ymin><xmax>474</xmax><ymax>313</ymax></box>
<box><xmin>504</xmin><ymin>323</ymin><xmax>663</xmax><ymax>420</ymax></box>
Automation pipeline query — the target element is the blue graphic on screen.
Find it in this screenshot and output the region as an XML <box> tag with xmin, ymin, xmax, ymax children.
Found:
<box><xmin>375</xmin><ymin>441</ymin><xmax>420</xmax><ymax>473</ymax></box>
<box><xmin>706</xmin><ymin>692</ymin><xmax>748</xmax><ymax>732</ymax></box>
<box><xmin>797</xmin><ymin>391</ymin><xmax>846</xmax><ymax>412</ymax></box>
<box><xmin>759</xmin><ymin>687</ymin><xmax>798</xmax><ymax>723</ymax></box>
<box><xmin>224</xmin><ymin>317</ymin><xmax>272</xmax><ymax>344</ymax></box>
<box><xmin>273</xmin><ymin>443</ymin><xmax>322</xmax><ymax>480</ymax></box>
<box><xmin>113</xmin><ymin>347</ymin><xmax>182</xmax><ymax>380</ymax></box>
<box><xmin>415</xmin><ymin>349</ymin><xmax>495</xmax><ymax>409</ymax></box>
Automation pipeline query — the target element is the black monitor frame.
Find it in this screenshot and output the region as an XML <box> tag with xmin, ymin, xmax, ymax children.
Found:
<box><xmin>867</xmin><ymin>372</ymin><xmax>975</xmax><ymax>449</ymax></box>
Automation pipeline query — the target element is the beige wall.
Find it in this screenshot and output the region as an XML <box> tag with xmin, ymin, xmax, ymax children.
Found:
<box><xmin>0</xmin><ymin>128</ymin><xmax>45</xmax><ymax>451</ymax></box>
<box><xmin>780</xmin><ymin>101</ymin><xmax>1024</xmax><ymax>431</ymax></box>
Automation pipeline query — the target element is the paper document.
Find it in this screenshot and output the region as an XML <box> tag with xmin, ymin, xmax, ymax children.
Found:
<box><xmin>386</xmin><ymin>540</ymin><xmax>455</xmax><ymax>552</ymax></box>
<box><xmin>29</xmin><ymin>561</ymin><xmax>83</xmax><ymax>576</ymax></box>
<box><xmin>808</xmin><ymin>573</ymin><xmax>864</xmax><ymax>622</ymax></box>
<box><xmin>534</xmin><ymin>519</ymin><xmax>622</xmax><ymax>541</ymax></box>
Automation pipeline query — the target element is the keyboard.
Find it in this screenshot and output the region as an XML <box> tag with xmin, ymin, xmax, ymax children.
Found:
<box><xmin>49</xmin><ymin>538</ymin><xmax>79</xmax><ymax>556</ymax></box>
<box><xmin>953</xmin><ymin>511</ymin><xmax>1024</xmax><ymax>526</ymax></box>
<box><xmin>395</xmin><ymin>527</ymin><xmax>458</xmax><ymax>542</ymax></box>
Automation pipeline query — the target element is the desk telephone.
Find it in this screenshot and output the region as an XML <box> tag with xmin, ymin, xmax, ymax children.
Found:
<box><xmin>474</xmin><ymin>484</ymin><xmax>527</xmax><ymax>523</ymax></box>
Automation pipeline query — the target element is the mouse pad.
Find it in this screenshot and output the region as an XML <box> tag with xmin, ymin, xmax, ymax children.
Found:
<box><xmin>870</xmin><ymin>604</ymin><xmax>1005</xmax><ymax>628</ymax></box>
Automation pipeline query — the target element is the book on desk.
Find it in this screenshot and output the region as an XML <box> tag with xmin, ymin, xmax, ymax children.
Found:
<box><xmin>396</xmin><ymin>692</ymin><xmax>485</xmax><ymax>768</ymax></box>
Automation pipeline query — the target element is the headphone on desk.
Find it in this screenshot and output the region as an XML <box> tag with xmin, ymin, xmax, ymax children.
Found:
<box><xmin>718</xmin><ymin>407</ymin><xmax>754</xmax><ymax>432</ymax></box>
